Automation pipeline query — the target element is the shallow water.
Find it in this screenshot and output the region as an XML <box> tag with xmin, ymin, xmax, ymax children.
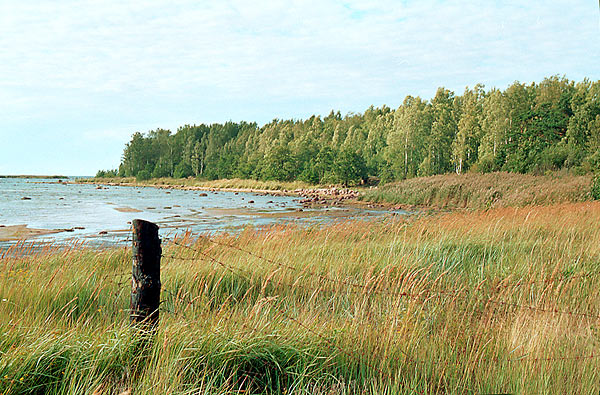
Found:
<box><xmin>0</xmin><ymin>178</ymin><xmax>404</xmax><ymax>251</ymax></box>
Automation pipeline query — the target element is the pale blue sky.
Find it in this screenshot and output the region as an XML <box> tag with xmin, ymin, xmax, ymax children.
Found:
<box><xmin>1</xmin><ymin>0</ymin><xmax>599</xmax><ymax>175</ymax></box>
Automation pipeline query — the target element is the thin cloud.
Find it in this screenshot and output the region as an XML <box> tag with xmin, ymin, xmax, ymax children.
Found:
<box><xmin>0</xmin><ymin>0</ymin><xmax>598</xmax><ymax>174</ymax></box>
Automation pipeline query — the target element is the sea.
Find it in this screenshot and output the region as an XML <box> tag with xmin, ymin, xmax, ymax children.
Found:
<box><xmin>0</xmin><ymin>177</ymin><xmax>404</xmax><ymax>251</ymax></box>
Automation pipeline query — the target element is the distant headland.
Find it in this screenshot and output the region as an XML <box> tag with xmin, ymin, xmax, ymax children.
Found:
<box><xmin>0</xmin><ymin>175</ymin><xmax>68</xmax><ymax>179</ymax></box>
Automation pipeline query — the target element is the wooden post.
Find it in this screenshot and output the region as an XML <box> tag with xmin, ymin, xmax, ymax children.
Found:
<box><xmin>130</xmin><ymin>219</ymin><xmax>161</xmax><ymax>327</ymax></box>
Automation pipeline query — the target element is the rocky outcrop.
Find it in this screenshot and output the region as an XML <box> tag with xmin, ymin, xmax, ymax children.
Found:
<box><xmin>295</xmin><ymin>187</ymin><xmax>360</xmax><ymax>207</ymax></box>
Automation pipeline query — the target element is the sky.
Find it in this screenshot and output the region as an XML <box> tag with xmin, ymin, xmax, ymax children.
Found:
<box><xmin>1</xmin><ymin>0</ymin><xmax>599</xmax><ymax>176</ymax></box>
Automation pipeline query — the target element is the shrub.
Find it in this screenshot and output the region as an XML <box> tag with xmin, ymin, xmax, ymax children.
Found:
<box><xmin>173</xmin><ymin>162</ymin><xmax>193</xmax><ymax>178</ymax></box>
<box><xmin>472</xmin><ymin>155</ymin><xmax>496</xmax><ymax>173</ymax></box>
<box><xmin>539</xmin><ymin>144</ymin><xmax>569</xmax><ymax>171</ymax></box>
<box><xmin>136</xmin><ymin>170</ymin><xmax>151</xmax><ymax>181</ymax></box>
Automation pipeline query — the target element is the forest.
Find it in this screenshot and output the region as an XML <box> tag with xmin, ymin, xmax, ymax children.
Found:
<box><xmin>98</xmin><ymin>76</ymin><xmax>600</xmax><ymax>186</ymax></box>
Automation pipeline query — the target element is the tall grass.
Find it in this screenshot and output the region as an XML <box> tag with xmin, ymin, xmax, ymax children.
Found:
<box><xmin>361</xmin><ymin>172</ymin><xmax>593</xmax><ymax>209</ymax></box>
<box><xmin>2</xmin><ymin>202</ymin><xmax>600</xmax><ymax>393</ymax></box>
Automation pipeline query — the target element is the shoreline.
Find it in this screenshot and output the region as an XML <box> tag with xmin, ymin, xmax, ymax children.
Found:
<box><xmin>73</xmin><ymin>178</ymin><xmax>418</xmax><ymax>211</ymax></box>
<box><xmin>2</xmin><ymin>179</ymin><xmax>417</xmax><ymax>243</ymax></box>
<box><xmin>0</xmin><ymin>225</ymin><xmax>63</xmax><ymax>241</ymax></box>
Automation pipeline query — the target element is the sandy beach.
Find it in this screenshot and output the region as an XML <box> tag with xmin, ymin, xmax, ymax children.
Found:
<box><xmin>0</xmin><ymin>225</ymin><xmax>62</xmax><ymax>241</ymax></box>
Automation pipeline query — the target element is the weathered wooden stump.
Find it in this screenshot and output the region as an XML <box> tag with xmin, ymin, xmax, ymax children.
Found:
<box><xmin>130</xmin><ymin>219</ymin><xmax>161</xmax><ymax>327</ymax></box>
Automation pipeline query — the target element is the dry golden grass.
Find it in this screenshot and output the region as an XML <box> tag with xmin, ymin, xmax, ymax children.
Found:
<box><xmin>80</xmin><ymin>177</ymin><xmax>320</xmax><ymax>193</ymax></box>
<box><xmin>1</xmin><ymin>201</ymin><xmax>600</xmax><ymax>393</ymax></box>
<box><xmin>362</xmin><ymin>171</ymin><xmax>593</xmax><ymax>209</ymax></box>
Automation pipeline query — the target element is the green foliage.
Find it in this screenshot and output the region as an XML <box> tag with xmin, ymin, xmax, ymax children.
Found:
<box><xmin>261</xmin><ymin>146</ymin><xmax>297</xmax><ymax>181</ymax></box>
<box><xmin>470</xmin><ymin>155</ymin><xmax>496</xmax><ymax>173</ymax></box>
<box><xmin>591</xmin><ymin>174</ymin><xmax>600</xmax><ymax>200</ymax></box>
<box><xmin>109</xmin><ymin>76</ymin><xmax>600</xmax><ymax>185</ymax></box>
<box><xmin>332</xmin><ymin>149</ymin><xmax>367</xmax><ymax>186</ymax></box>
<box><xmin>95</xmin><ymin>169</ymin><xmax>118</xmax><ymax>178</ymax></box>
<box><xmin>135</xmin><ymin>169</ymin><xmax>151</xmax><ymax>181</ymax></box>
<box><xmin>173</xmin><ymin>161</ymin><xmax>192</xmax><ymax>179</ymax></box>
<box><xmin>583</xmin><ymin>149</ymin><xmax>600</xmax><ymax>173</ymax></box>
<box><xmin>537</xmin><ymin>143</ymin><xmax>570</xmax><ymax>172</ymax></box>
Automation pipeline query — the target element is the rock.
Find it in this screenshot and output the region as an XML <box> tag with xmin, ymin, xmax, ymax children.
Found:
<box><xmin>267</xmin><ymin>201</ymin><xmax>273</xmax><ymax>204</ymax></box>
<box><xmin>73</xmin><ymin>226</ymin><xmax>85</xmax><ymax>230</ymax></box>
<box><xmin>21</xmin><ymin>197</ymin><xmax>31</xmax><ymax>200</ymax></box>
<box><xmin>248</xmin><ymin>200</ymin><xmax>255</xmax><ymax>204</ymax></box>
<box><xmin>199</xmin><ymin>193</ymin><xmax>208</xmax><ymax>197</ymax></box>
<box><xmin>164</xmin><ymin>206</ymin><xmax>171</xmax><ymax>209</ymax></box>
<box><xmin>96</xmin><ymin>186</ymin><xmax>102</xmax><ymax>189</ymax></box>
<box><xmin>99</xmin><ymin>231</ymin><xmax>108</xmax><ymax>235</ymax></box>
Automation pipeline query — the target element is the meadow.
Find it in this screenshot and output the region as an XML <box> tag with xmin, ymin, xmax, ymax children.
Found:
<box><xmin>1</xmin><ymin>195</ymin><xmax>600</xmax><ymax>394</ymax></box>
<box><xmin>360</xmin><ymin>172</ymin><xmax>593</xmax><ymax>209</ymax></box>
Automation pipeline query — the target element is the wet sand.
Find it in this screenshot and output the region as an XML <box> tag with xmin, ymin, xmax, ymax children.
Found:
<box><xmin>114</xmin><ymin>207</ymin><xmax>142</xmax><ymax>213</ymax></box>
<box><xmin>1</xmin><ymin>180</ymin><xmax>410</xmax><ymax>244</ymax></box>
<box><xmin>0</xmin><ymin>225</ymin><xmax>62</xmax><ymax>241</ymax></box>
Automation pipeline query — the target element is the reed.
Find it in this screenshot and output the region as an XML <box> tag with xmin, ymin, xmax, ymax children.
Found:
<box><xmin>1</xmin><ymin>201</ymin><xmax>600</xmax><ymax>393</ymax></box>
<box><xmin>361</xmin><ymin>171</ymin><xmax>593</xmax><ymax>209</ymax></box>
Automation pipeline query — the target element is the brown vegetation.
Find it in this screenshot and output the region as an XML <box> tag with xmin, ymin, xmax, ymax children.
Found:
<box><xmin>361</xmin><ymin>171</ymin><xmax>593</xmax><ymax>209</ymax></box>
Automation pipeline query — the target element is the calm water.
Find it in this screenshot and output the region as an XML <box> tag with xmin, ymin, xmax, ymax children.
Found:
<box><xmin>0</xmin><ymin>178</ymin><xmax>403</xmax><ymax>250</ymax></box>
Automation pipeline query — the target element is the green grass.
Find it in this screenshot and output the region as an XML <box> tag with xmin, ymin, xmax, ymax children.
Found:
<box><xmin>2</xmin><ymin>202</ymin><xmax>600</xmax><ymax>393</ymax></box>
<box><xmin>361</xmin><ymin>171</ymin><xmax>593</xmax><ymax>209</ymax></box>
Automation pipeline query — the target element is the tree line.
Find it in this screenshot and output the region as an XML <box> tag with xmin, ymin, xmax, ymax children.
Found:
<box><xmin>97</xmin><ymin>76</ymin><xmax>600</xmax><ymax>185</ymax></box>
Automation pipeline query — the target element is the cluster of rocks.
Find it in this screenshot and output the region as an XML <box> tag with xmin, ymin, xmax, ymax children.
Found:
<box><xmin>57</xmin><ymin>226</ymin><xmax>85</xmax><ymax>232</ymax></box>
<box><xmin>296</xmin><ymin>188</ymin><xmax>360</xmax><ymax>207</ymax></box>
